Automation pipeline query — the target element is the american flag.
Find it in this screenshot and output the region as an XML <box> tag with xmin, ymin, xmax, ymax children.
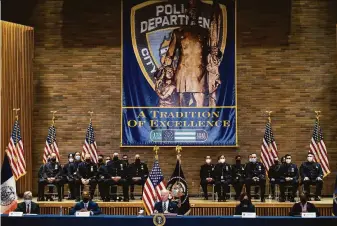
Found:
<box><xmin>142</xmin><ymin>159</ymin><xmax>165</xmax><ymax>215</ymax></box>
<box><xmin>81</xmin><ymin>121</ymin><xmax>98</xmax><ymax>163</ymax></box>
<box><xmin>43</xmin><ymin>125</ymin><xmax>59</xmax><ymax>163</ymax></box>
<box><xmin>5</xmin><ymin>120</ymin><xmax>26</xmax><ymax>180</ymax></box>
<box><xmin>309</xmin><ymin>119</ymin><xmax>330</xmax><ymax>177</ymax></box>
<box><xmin>260</xmin><ymin>121</ymin><xmax>278</xmax><ymax>171</ymax></box>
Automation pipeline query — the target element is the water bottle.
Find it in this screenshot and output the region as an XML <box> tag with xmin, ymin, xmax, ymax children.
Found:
<box><xmin>60</xmin><ymin>206</ymin><xmax>63</xmax><ymax>216</ymax></box>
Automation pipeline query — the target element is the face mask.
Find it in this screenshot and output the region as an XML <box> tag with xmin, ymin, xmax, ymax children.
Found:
<box><xmin>286</xmin><ymin>159</ymin><xmax>291</xmax><ymax>164</ymax></box>
<box><xmin>98</xmin><ymin>159</ymin><xmax>103</xmax><ymax>163</ymax></box>
<box><xmin>274</xmin><ymin>160</ymin><xmax>279</xmax><ymax>164</ymax></box>
<box><xmin>85</xmin><ymin>159</ymin><xmax>91</xmax><ymax>163</ymax></box>
<box><xmin>69</xmin><ymin>158</ymin><xmax>74</xmax><ymax>163</ymax></box>
<box><xmin>251</xmin><ymin>158</ymin><xmax>257</xmax><ymax>163</ymax></box>
<box><xmin>135</xmin><ymin>159</ymin><xmax>141</xmax><ymax>164</ymax></box>
<box><xmin>241</xmin><ymin>199</ymin><xmax>249</xmax><ymax>206</ymax></box>
<box><xmin>75</xmin><ymin>156</ymin><xmax>81</xmax><ymax>161</ymax></box>
<box><xmin>24</xmin><ymin>200</ymin><xmax>32</xmax><ymax>205</ymax></box>
<box><xmin>113</xmin><ymin>156</ymin><xmax>118</xmax><ymax>161</ymax></box>
<box><xmin>206</xmin><ymin>159</ymin><xmax>211</xmax><ymax>164</ymax></box>
<box><xmin>83</xmin><ymin>198</ymin><xmax>89</xmax><ymax>203</ymax></box>
<box><xmin>219</xmin><ymin>159</ymin><xmax>225</xmax><ymax>164</ymax></box>
<box><xmin>51</xmin><ymin>158</ymin><xmax>56</xmax><ymax>162</ymax></box>
<box><xmin>307</xmin><ymin>157</ymin><xmax>313</xmax><ymax>162</ymax></box>
<box><xmin>248</xmin><ymin>158</ymin><xmax>252</xmax><ymax>163</ymax></box>
<box><xmin>106</xmin><ymin>160</ymin><xmax>110</xmax><ymax>164</ymax></box>
<box><xmin>236</xmin><ymin>159</ymin><xmax>241</xmax><ymax>164</ymax></box>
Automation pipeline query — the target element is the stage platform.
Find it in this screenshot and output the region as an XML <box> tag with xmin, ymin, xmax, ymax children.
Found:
<box><xmin>24</xmin><ymin>198</ymin><xmax>334</xmax><ymax>216</ymax></box>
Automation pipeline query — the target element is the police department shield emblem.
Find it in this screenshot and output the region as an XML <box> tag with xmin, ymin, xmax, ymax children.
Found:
<box><xmin>131</xmin><ymin>0</ymin><xmax>227</xmax><ymax>90</ymax></box>
<box><xmin>1</xmin><ymin>186</ymin><xmax>16</xmax><ymax>206</ymax></box>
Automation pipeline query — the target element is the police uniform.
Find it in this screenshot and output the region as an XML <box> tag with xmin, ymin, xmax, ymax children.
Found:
<box><xmin>38</xmin><ymin>161</ymin><xmax>63</xmax><ymax>201</ymax></box>
<box><xmin>244</xmin><ymin>161</ymin><xmax>266</xmax><ymax>201</ymax></box>
<box><xmin>76</xmin><ymin>161</ymin><xmax>98</xmax><ymax>200</ymax></box>
<box><xmin>300</xmin><ymin>161</ymin><xmax>323</xmax><ymax>198</ymax></box>
<box><xmin>214</xmin><ymin>163</ymin><xmax>232</xmax><ymax>201</ymax></box>
<box><xmin>199</xmin><ymin>163</ymin><xmax>215</xmax><ymax>199</ymax></box>
<box><xmin>128</xmin><ymin>161</ymin><xmax>149</xmax><ymax>199</ymax></box>
<box><xmin>231</xmin><ymin>163</ymin><xmax>246</xmax><ymax>200</ymax></box>
<box><xmin>106</xmin><ymin>159</ymin><xmax>129</xmax><ymax>201</ymax></box>
<box><xmin>62</xmin><ymin>154</ymin><xmax>75</xmax><ymax>199</ymax></box>
<box><xmin>37</xmin><ymin>164</ymin><xmax>46</xmax><ymax>201</ymax></box>
<box><xmin>279</xmin><ymin>162</ymin><xmax>299</xmax><ymax>201</ymax></box>
<box><xmin>97</xmin><ymin>162</ymin><xmax>110</xmax><ymax>201</ymax></box>
<box><xmin>268</xmin><ymin>162</ymin><xmax>282</xmax><ymax>199</ymax></box>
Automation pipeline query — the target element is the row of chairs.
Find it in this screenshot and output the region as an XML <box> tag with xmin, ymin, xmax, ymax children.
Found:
<box><xmin>199</xmin><ymin>184</ymin><xmax>303</xmax><ymax>201</ymax></box>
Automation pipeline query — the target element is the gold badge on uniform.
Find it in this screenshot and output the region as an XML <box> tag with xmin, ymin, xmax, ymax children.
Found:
<box><xmin>153</xmin><ymin>213</ymin><xmax>166</xmax><ymax>226</ymax></box>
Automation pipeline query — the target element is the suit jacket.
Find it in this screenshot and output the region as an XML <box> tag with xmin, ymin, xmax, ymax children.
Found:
<box><xmin>234</xmin><ymin>203</ymin><xmax>255</xmax><ymax>215</ymax></box>
<box><xmin>69</xmin><ymin>201</ymin><xmax>101</xmax><ymax>215</ymax></box>
<box><xmin>15</xmin><ymin>202</ymin><xmax>40</xmax><ymax>214</ymax></box>
<box><xmin>289</xmin><ymin>202</ymin><xmax>320</xmax><ymax>216</ymax></box>
<box><xmin>154</xmin><ymin>201</ymin><xmax>178</xmax><ymax>214</ymax></box>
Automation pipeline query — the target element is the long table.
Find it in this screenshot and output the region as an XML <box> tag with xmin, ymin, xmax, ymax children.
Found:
<box><xmin>2</xmin><ymin>215</ymin><xmax>337</xmax><ymax>226</ymax></box>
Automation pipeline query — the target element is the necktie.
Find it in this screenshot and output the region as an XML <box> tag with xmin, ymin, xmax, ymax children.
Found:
<box><xmin>85</xmin><ymin>203</ymin><xmax>88</xmax><ymax>209</ymax></box>
<box><xmin>163</xmin><ymin>202</ymin><xmax>167</xmax><ymax>212</ymax></box>
<box><xmin>26</xmin><ymin>204</ymin><xmax>30</xmax><ymax>214</ymax></box>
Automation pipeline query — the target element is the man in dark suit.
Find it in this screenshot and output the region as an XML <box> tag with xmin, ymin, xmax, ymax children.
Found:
<box><xmin>15</xmin><ymin>191</ymin><xmax>40</xmax><ymax>214</ymax></box>
<box><xmin>69</xmin><ymin>191</ymin><xmax>101</xmax><ymax>215</ymax></box>
<box><xmin>106</xmin><ymin>152</ymin><xmax>129</xmax><ymax>201</ymax></box>
<box><xmin>62</xmin><ymin>153</ymin><xmax>75</xmax><ymax>200</ymax></box>
<box><xmin>290</xmin><ymin>193</ymin><xmax>320</xmax><ymax>216</ymax></box>
<box><xmin>154</xmin><ymin>190</ymin><xmax>178</xmax><ymax>214</ymax></box>
<box><xmin>300</xmin><ymin>153</ymin><xmax>324</xmax><ymax>200</ymax></box>
<box><xmin>244</xmin><ymin>153</ymin><xmax>266</xmax><ymax>202</ymax></box>
<box><xmin>214</xmin><ymin>155</ymin><xmax>232</xmax><ymax>202</ymax></box>
<box><xmin>38</xmin><ymin>153</ymin><xmax>63</xmax><ymax>201</ymax></box>
<box><xmin>279</xmin><ymin>154</ymin><xmax>299</xmax><ymax>202</ymax></box>
<box><xmin>231</xmin><ymin>155</ymin><xmax>246</xmax><ymax>200</ymax></box>
<box><xmin>128</xmin><ymin>154</ymin><xmax>149</xmax><ymax>200</ymax></box>
<box><xmin>200</xmin><ymin>156</ymin><xmax>215</xmax><ymax>200</ymax></box>
<box><xmin>333</xmin><ymin>188</ymin><xmax>337</xmax><ymax>216</ymax></box>
<box><xmin>97</xmin><ymin>154</ymin><xmax>110</xmax><ymax>201</ymax></box>
<box><xmin>76</xmin><ymin>154</ymin><xmax>98</xmax><ymax>200</ymax></box>
<box><xmin>268</xmin><ymin>156</ymin><xmax>282</xmax><ymax>200</ymax></box>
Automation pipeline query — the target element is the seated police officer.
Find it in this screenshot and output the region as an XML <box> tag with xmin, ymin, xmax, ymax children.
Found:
<box><xmin>63</xmin><ymin>153</ymin><xmax>75</xmax><ymax>200</ymax></box>
<box><xmin>76</xmin><ymin>154</ymin><xmax>98</xmax><ymax>200</ymax></box>
<box><xmin>231</xmin><ymin>155</ymin><xmax>245</xmax><ymax>200</ymax></box>
<box><xmin>268</xmin><ymin>156</ymin><xmax>282</xmax><ymax>200</ymax></box>
<box><xmin>107</xmin><ymin>152</ymin><xmax>129</xmax><ymax>201</ymax></box>
<box><xmin>38</xmin><ymin>153</ymin><xmax>63</xmax><ymax>201</ymax></box>
<box><xmin>200</xmin><ymin>156</ymin><xmax>215</xmax><ymax>200</ymax></box>
<box><xmin>214</xmin><ymin>155</ymin><xmax>232</xmax><ymax>202</ymax></box>
<box><xmin>279</xmin><ymin>154</ymin><xmax>298</xmax><ymax>202</ymax></box>
<box><xmin>97</xmin><ymin>154</ymin><xmax>110</xmax><ymax>201</ymax></box>
<box><xmin>245</xmin><ymin>153</ymin><xmax>266</xmax><ymax>202</ymax></box>
<box><xmin>37</xmin><ymin>155</ymin><xmax>50</xmax><ymax>201</ymax></box>
<box><xmin>300</xmin><ymin>153</ymin><xmax>323</xmax><ymax>201</ymax></box>
<box><xmin>129</xmin><ymin>154</ymin><xmax>149</xmax><ymax>200</ymax></box>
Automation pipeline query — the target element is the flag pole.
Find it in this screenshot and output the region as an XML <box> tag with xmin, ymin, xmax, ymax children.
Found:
<box><xmin>265</xmin><ymin>111</ymin><xmax>272</xmax><ymax>123</ymax></box>
<box><xmin>88</xmin><ymin>111</ymin><xmax>94</xmax><ymax>144</ymax></box>
<box><xmin>176</xmin><ymin>145</ymin><xmax>182</xmax><ymax>182</ymax></box>
<box><xmin>50</xmin><ymin>111</ymin><xmax>57</xmax><ymax>153</ymax></box>
<box><xmin>315</xmin><ymin>110</ymin><xmax>321</xmax><ymax>122</ymax></box>
<box><xmin>13</xmin><ymin>108</ymin><xmax>20</xmax><ymax>147</ymax></box>
<box><xmin>153</xmin><ymin>145</ymin><xmax>159</xmax><ymax>160</ymax></box>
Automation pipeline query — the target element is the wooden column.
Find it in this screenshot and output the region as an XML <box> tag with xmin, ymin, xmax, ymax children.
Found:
<box><xmin>1</xmin><ymin>21</ymin><xmax>34</xmax><ymax>195</ymax></box>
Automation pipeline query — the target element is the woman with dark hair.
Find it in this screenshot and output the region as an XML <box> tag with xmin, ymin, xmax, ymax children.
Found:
<box><xmin>234</xmin><ymin>192</ymin><xmax>255</xmax><ymax>215</ymax></box>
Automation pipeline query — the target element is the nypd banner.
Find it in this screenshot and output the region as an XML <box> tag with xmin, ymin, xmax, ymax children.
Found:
<box><xmin>122</xmin><ymin>0</ymin><xmax>237</xmax><ymax>146</ymax></box>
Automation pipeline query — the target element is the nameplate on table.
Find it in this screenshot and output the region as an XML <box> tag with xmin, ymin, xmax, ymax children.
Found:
<box><xmin>301</xmin><ymin>212</ymin><xmax>316</xmax><ymax>218</ymax></box>
<box><xmin>9</xmin><ymin>212</ymin><xmax>23</xmax><ymax>217</ymax></box>
<box><xmin>76</xmin><ymin>211</ymin><xmax>91</xmax><ymax>217</ymax></box>
<box><xmin>242</xmin><ymin>212</ymin><xmax>256</xmax><ymax>218</ymax></box>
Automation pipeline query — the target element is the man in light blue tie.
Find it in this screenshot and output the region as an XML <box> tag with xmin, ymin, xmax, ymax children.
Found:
<box><xmin>154</xmin><ymin>190</ymin><xmax>178</xmax><ymax>214</ymax></box>
<box><xmin>69</xmin><ymin>191</ymin><xmax>101</xmax><ymax>215</ymax></box>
